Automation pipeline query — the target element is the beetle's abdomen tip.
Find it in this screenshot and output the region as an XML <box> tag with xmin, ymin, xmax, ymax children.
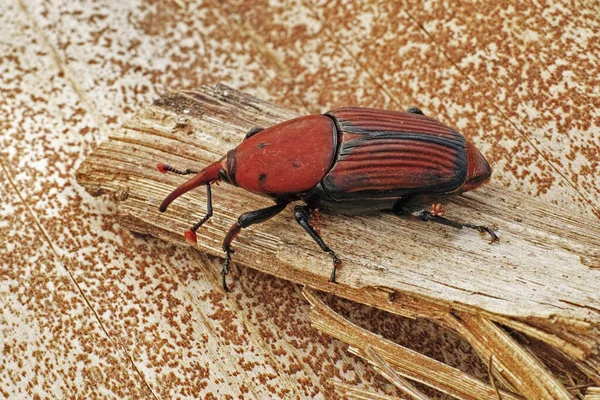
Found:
<box><xmin>472</xmin><ymin>148</ymin><xmax>492</xmax><ymax>181</ymax></box>
<box><xmin>157</xmin><ymin>163</ymin><xmax>168</xmax><ymax>173</ymax></box>
<box><xmin>463</xmin><ymin>141</ymin><xmax>492</xmax><ymax>192</ymax></box>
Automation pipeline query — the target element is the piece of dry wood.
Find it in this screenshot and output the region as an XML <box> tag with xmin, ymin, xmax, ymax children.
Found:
<box><xmin>444</xmin><ymin>311</ymin><xmax>573</xmax><ymax>399</ymax></box>
<box><xmin>584</xmin><ymin>387</ymin><xmax>600</xmax><ymax>400</ymax></box>
<box><xmin>329</xmin><ymin>379</ymin><xmax>404</xmax><ymax>400</ymax></box>
<box><xmin>303</xmin><ymin>288</ymin><xmax>523</xmax><ymax>400</ymax></box>
<box><xmin>75</xmin><ymin>84</ymin><xmax>600</xmax><ymax>394</ymax></box>
<box><xmin>364</xmin><ymin>347</ymin><xmax>432</xmax><ymax>400</ymax></box>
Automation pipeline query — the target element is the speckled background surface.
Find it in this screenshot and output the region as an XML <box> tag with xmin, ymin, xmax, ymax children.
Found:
<box><xmin>1</xmin><ymin>0</ymin><xmax>598</xmax><ymax>398</ymax></box>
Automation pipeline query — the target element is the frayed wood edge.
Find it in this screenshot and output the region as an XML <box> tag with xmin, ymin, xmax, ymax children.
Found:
<box><xmin>584</xmin><ymin>386</ymin><xmax>600</xmax><ymax>400</ymax></box>
<box><xmin>444</xmin><ymin>311</ymin><xmax>574</xmax><ymax>399</ymax></box>
<box><xmin>302</xmin><ymin>287</ymin><xmax>523</xmax><ymax>400</ymax></box>
<box><xmin>75</xmin><ymin>84</ymin><xmax>600</xmax><ymax>395</ymax></box>
<box><xmin>365</xmin><ymin>346</ymin><xmax>431</xmax><ymax>400</ymax></box>
<box><xmin>488</xmin><ymin>355</ymin><xmax>503</xmax><ymax>400</ymax></box>
<box><xmin>328</xmin><ymin>379</ymin><xmax>403</xmax><ymax>400</ymax></box>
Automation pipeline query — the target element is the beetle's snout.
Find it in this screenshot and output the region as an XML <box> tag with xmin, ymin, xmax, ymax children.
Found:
<box><xmin>159</xmin><ymin>159</ymin><xmax>225</xmax><ymax>212</ymax></box>
<box><xmin>462</xmin><ymin>141</ymin><xmax>492</xmax><ymax>193</ymax></box>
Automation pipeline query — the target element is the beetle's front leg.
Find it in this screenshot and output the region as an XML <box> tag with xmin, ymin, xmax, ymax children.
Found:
<box><xmin>293</xmin><ymin>206</ymin><xmax>342</xmax><ymax>283</ymax></box>
<box><xmin>156</xmin><ymin>163</ymin><xmax>215</xmax><ymax>244</ymax></box>
<box><xmin>221</xmin><ymin>202</ymin><xmax>289</xmax><ymax>291</ymax></box>
<box><xmin>418</xmin><ymin>210</ymin><xmax>499</xmax><ymax>242</ymax></box>
<box><xmin>183</xmin><ymin>183</ymin><xmax>213</xmax><ymax>245</ymax></box>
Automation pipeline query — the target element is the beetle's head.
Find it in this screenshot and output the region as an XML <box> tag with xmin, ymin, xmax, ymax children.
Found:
<box><xmin>158</xmin><ymin>155</ymin><xmax>232</xmax><ymax>213</ymax></box>
<box><xmin>461</xmin><ymin>141</ymin><xmax>492</xmax><ymax>193</ymax></box>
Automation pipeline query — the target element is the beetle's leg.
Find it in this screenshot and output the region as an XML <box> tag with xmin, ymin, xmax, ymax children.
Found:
<box><xmin>293</xmin><ymin>205</ymin><xmax>342</xmax><ymax>283</ymax></box>
<box><xmin>157</xmin><ymin>164</ymin><xmax>217</xmax><ymax>243</ymax></box>
<box><xmin>244</xmin><ymin>127</ymin><xmax>264</xmax><ymax>139</ymax></box>
<box><xmin>221</xmin><ymin>202</ymin><xmax>289</xmax><ymax>291</ymax></box>
<box><xmin>418</xmin><ymin>211</ymin><xmax>499</xmax><ymax>242</ymax></box>
<box><xmin>183</xmin><ymin>184</ymin><xmax>213</xmax><ymax>245</ymax></box>
<box><xmin>156</xmin><ymin>164</ymin><xmax>198</xmax><ymax>175</ymax></box>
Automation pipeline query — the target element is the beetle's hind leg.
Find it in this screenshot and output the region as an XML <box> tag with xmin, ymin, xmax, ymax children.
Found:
<box><xmin>417</xmin><ymin>210</ymin><xmax>499</xmax><ymax>242</ymax></box>
<box><xmin>221</xmin><ymin>202</ymin><xmax>289</xmax><ymax>291</ymax></box>
<box><xmin>293</xmin><ymin>206</ymin><xmax>342</xmax><ymax>283</ymax></box>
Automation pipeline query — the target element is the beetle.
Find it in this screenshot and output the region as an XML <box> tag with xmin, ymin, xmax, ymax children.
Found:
<box><xmin>157</xmin><ymin>107</ymin><xmax>497</xmax><ymax>291</ymax></box>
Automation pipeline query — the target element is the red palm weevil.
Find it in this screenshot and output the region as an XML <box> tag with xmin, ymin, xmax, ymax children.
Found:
<box><xmin>158</xmin><ymin>107</ymin><xmax>497</xmax><ymax>291</ymax></box>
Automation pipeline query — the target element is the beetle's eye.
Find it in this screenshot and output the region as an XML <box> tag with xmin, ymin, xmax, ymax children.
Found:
<box><xmin>219</xmin><ymin>169</ymin><xmax>230</xmax><ymax>183</ymax></box>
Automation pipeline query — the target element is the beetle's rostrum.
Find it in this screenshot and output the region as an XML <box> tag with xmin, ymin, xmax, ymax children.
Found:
<box><xmin>157</xmin><ymin>107</ymin><xmax>497</xmax><ymax>291</ymax></box>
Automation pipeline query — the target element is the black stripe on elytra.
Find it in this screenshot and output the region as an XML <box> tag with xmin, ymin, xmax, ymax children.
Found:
<box><xmin>339</xmin><ymin>132</ymin><xmax>466</xmax><ymax>156</ymax></box>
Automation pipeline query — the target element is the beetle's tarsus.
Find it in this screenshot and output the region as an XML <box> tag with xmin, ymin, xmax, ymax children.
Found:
<box><xmin>180</xmin><ymin>183</ymin><xmax>213</xmax><ymax>246</ymax></box>
<box><xmin>222</xmin><ymin>250</ymin><xmax>232</xmax><ymax>292</ymax></box>
<box><xmin>294</xmin><ymin>205</ymin><xmax>342</xmax><ymax>282</ymax></box>
<box><xmin>418</xmin><ymin>211</ymin><xmax>499</xmax><ymax>242</ymax></box>
<box><xmin>430</xmin><ymin>203</ymin><xmax>445</xmax><ymax>217</ymax></box>
<box><xmin>329</xmin><ymin>253</ymin><xmax>342</xmax><ymax>283</ymax></box>
<box><xmin>476</xmin><ymin>226</ymin><xmax>499</xmax><ymax>243</ymax></box>
<box><xmin>220</xmin><ymin>202</ymin><xmax>289</xmax><ymax>291</ymax></box>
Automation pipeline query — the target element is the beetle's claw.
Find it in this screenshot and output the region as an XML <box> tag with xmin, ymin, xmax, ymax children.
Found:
<box><xmin>221</xmin><ymin>250</ymin><xmax>232</xmax><ymax>292</ymax></box>
<box><xmin>329</xmin><ymin>253</ymin><xmax>342</xmax><ymax>283</ymax></box>
<box><xmin>479</xmin><ymin>226</ymin><xmax>499</xmax><ymax>243</ymax></box>
<box><xmin>221</xmin><ymin>268</ymin><xmax>231</xmax><ymax>292</ymax></box>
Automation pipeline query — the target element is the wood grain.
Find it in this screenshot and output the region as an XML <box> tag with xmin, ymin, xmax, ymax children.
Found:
<box><xmin>76</xmin><ymin>84</ymin><xmax>600</xmax><ymax>390</ymax></box>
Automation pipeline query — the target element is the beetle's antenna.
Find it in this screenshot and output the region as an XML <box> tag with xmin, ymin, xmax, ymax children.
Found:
<box><xmin>156</xmin><ymin>164</ymin><xmax>198</xmax><ymax>175</ymax></box>
<box><xmin>158</xmin><ymin>161</ymin><xmax>222</xmax><ymax>212</ymax></box>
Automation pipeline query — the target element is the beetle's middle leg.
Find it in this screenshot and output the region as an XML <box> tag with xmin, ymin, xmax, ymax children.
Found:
<box><xmin>293</xmin><ymin>205</ymin><xmax>342</xmax><ymax>283</ymax></box>
<box><xmin>221</xmin><ymin>201</ymin><xmax>289</xmax><ymax>291</ymax></box>
<box><xmin>417</xmin><ymin>210</ymin><xmax>499</xmax><ymax>242</ymax></box>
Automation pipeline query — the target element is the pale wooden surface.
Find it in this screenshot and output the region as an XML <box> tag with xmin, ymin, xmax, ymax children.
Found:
<box><xmin>77</xmin><ymin>83</ymin><xmax>600</xmax><ymax>342</ymax></box>
<box><xmin>1</xmin><ymin>0</ymin><xmax>599</xmax><ymax>399</ymax></box>
<box><xmin>76</xmin><ymin>83</ymin><xmax>600</xmax><ymax>398</ymax></box>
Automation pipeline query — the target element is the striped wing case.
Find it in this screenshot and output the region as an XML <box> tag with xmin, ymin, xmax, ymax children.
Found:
<box><xmin>323</xmin><ymin>107</ymin><xmax>468</xmax><ymax>200</ymax></box>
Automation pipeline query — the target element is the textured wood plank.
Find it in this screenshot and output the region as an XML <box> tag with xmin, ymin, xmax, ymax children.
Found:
<box><xmin>76</xmin><ymin>85</ymin><xmax>600</xmax><ymax>384</ymax></box>
<box><xmin>79</xmin><ymin>84</ymin><xmax>600</xmax><ymax>321</ymax></box>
